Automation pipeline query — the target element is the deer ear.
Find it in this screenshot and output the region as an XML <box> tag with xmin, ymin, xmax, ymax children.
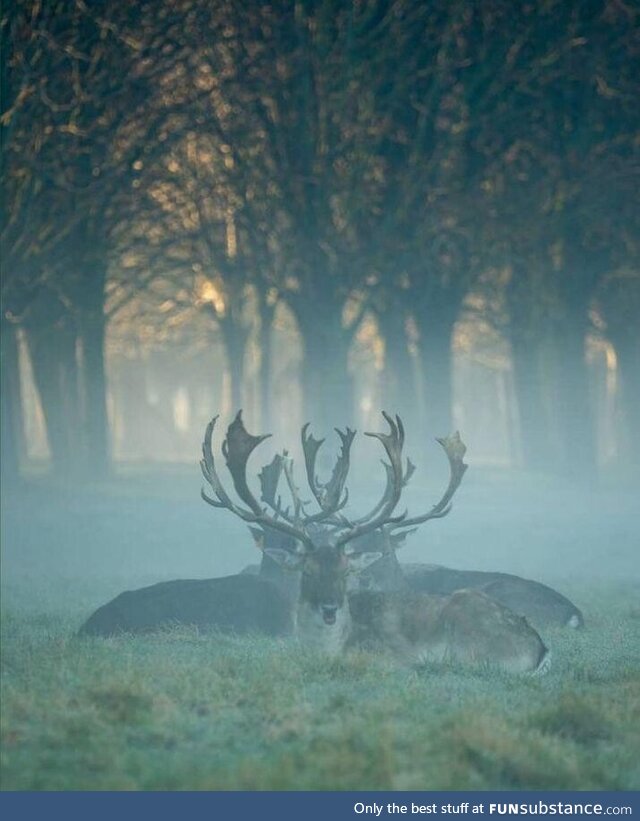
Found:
<box><xmin>263</xmin><ymin>548</ymin><xmax>304</xmax><ymax>571</ymax></box>
<box><xmin>347</xmin><ymin>551</ymin><xmax>384</xmax><ymax>574</ymax></box>
<box><xmin>390</xmin><ymin>528</ymin><xmax>417</xmax><ymax>550</ymax></box>
<box><xmin>248</xmin><ymin>527</ymin><xmax>264</xmax><ymax>549</ymax></box>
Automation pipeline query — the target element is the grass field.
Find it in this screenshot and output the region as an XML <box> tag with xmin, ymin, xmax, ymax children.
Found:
<box><xmin>1</xmin><ymin>583</ymin><xmax>639</xmax><ymax>791</ymax></box>
<box><xmin>2</xmin><ymin>469</ymin><xmax>639</xmax><ymax>790</ymax></box>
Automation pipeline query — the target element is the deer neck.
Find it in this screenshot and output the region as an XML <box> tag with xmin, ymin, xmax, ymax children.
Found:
<box><xmin>362</xmin><ymin>551</ymin><xmax>408</xmax><ymax>592</ymax></box>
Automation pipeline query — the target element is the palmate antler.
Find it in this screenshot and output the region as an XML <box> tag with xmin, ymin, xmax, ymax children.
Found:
<box><xmin>200</xmin><ymin>411</ymin><xmax>468</xmax><ymax>557</ymax></box>
<box><xmin>200</xmin><ymin>413</ymin><xmax>314</xmax><ymax>551</ymax></box>
<box><xmin>333</xmin><ymin>413</ymin><xmax>408</xmax><ymax>549</ymax></box>
<box><xmin>201</xmin><ymin>412</ymin><xmax>354</xmax><ymax>551</ymax></box>
<box><xmin>391</xmin><ymin>432</ymin><xmax>468</xmax><ymax>530</ymax></box>
<box><xmin>301</xmin><ymin>423</ymin><xmax>354</xmax><ymax>516</ymax></box>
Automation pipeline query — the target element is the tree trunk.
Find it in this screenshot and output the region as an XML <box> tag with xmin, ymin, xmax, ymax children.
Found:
<box><xmin>116</xmin><ymin>354</ymin><xmax>153</xmax><ymax>459</ymax></box>
<box><xmin>257</xmin><ymin>296</ymin><xmax>276</xmax><ymax>433</ymax></box>
<box><xmin>609</xmin><ymin>330</ymin><xmax>640</xmax><ymax>472</ymax></box>
<box><xmin>219</xmin><ymin>314</ymin><xmax>248</xmax><ymax>413</ymax></box>
<box><xmin>294</xmin><ymin>304</ymin><xmax>353</xmax><ymax>433</ymax></box>
<box><xmin>25</xmin><ymin>315</ymin><xmax>83</xmax><ymax>477</ymax></box>
<box><xmin>0</xmin><ymin>319</ymin><xmax>24</xmax><ymax>485</ymax></box>
<box><xmin>506</xmin><ymin>260</ymin><xmax>568</xmax><ymax>474</ymax></box>
<box><xmin>510</xmin><ymin>337</ymin><xmax>555</xmax><ymax>471</ymax></box>
<box><xmin>73</xmin><ymin>250</ymin><xmax>111</xmax><ymax>477</ymax></box>
<box><xmin>377</xmin><ymin>306</ymin><xmax>418</xmax><ymax>435</ymax></box>
<box><xmin>555</xmin><ymin>229</ymin><xmax>610</xmax><ymax>478</ymax></box>
<box><xmin>552</xmin><ymin>314</ymin><xmax>596</xmax><ymax>478</ymax></box>
<box><xmin>78</xmin><ymin>306</ymin><xmax>110</xmax><ymax>478</ymax></box>
<box><xmin>415</xmin><ymin>314</ymin><xmax>456</xmax><ymax>438</ymax></box>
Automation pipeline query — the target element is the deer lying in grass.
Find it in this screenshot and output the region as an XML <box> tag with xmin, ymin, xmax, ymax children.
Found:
<box><xmin>391</xmin><ymin>562</ymin><xmax>582</xmax><ymax>630</ymax></box>
<box><xmin>242</xmin><ymin>534</ymin><xmax>583</xmax><ymax>632</ymax></box>
<box><xmin>78</xmin><ymin>574</ymin><xmax>293</xmax><ymax>637</ymax></box>
<box><xmin>243</xmin><ymin>438</ymin><xmax>583</xmax><ymax>631</ymax></box>
<box><xmin>348</xmin><ymin>534</ymin><xmax>583</xmax><ymax>631</ymax></box>
<box><xmin>200</xmin><ymin>411</ymin><xmax>549</xmax><ymax>673</ymax></box>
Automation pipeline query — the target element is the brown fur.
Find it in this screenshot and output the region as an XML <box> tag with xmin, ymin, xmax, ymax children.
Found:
<box><xmin>349</xmin><ymin>588</ymin><xmax>549</xmax><ymax>673</ymax></box>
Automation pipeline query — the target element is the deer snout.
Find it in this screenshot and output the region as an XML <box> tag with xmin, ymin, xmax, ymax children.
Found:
<box><xmin>321</xmin><ymin>604</ymin><xmax>338</xmax><ymax>625</ymax></box>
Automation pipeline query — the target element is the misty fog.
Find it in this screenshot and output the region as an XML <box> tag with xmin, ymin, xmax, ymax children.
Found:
<box><xmin>2</xmin><ymin>314</ymin><xmax>637</xmax><ymax>623</ymax></box>
<box><xmin>3</xmin><ymin>0</ymin><xmax>640</xmax><ymax>793</ymax></box>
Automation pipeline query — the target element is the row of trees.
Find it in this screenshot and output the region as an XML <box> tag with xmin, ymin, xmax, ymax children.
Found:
<box><xmin>2</xmin><ymin>0</ymin><xmax>639</xmax><ymax>483</ymax></box>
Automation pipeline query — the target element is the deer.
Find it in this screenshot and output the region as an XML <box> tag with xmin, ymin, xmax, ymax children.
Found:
<box><xmin>200</xmin><ymin>411</ymin><xmax>550</xmax><ymax>673</ymax></box>
<box><xmin>243</xmin><ymin>532</ymin><xmax>583</xmax><ymax>632</ymax></box>
<box><xmin>393</xmin><ymin>563</ymin><xmax>583</xmax><ymax>630</ymax></box>
<box><xmin>78</xmin><ymin>573</ymin><xmax>294</xmax><ymax>637</ymax></box>
<box><xmin>240</xmin><ymin>428</ymin><xmax>583</xmax><ymax>632</ymax></box>
<box><xmin>344</xmin><ymin>530</ymin><xmax>583</xmax><ymax>631</ymax></box>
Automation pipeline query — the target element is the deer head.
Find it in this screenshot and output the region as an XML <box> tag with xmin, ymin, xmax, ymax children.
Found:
<box><xmin>200</xmin><ymin>411</ymin><xmax>468</xmax><ymax>643</ymax></box>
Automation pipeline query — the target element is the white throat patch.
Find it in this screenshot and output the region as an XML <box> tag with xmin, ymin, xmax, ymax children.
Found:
<box><xmin>296</xmin><ymin>601</ymin><xmax>351</xmax><ymax>656</ymax></box>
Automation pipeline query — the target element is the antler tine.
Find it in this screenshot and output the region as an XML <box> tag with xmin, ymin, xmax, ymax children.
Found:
<box><xmin>335</xmin><ymin>412</ymin><xmax>406</xmax><ymax>550</ymax></box>
<box><xmin>259</xmin><ymin>453</ymin><xmax>283</xmax><ymax>504</ymax></box>
<box><xmin>259</xmin><ymin>454</ymin><xmax>291</xmax><ymax>518</ymax></box>
<box><xmin>392</xmin><ymin>431</ymin><xmax>468</xmax><ymax>531</ymax></box>
<box><xmin>365</xmin><ymin>412</ymin><xmax>404</xmax><ymax>468</ymax></box>
<box><xmin>301</xmin><ymin>423</ymin><xmax>326</xmax><ymax>508</ymax></box>
<box><xmin>323</xmin><ymin>427</ymin><xmax>356</xmax><ymax>509</ymax></box>
<box><xmin>300</xmin><ymin>423</ymin><xmax>357</xmax><ymax>523</ymax></box>
<box><xmin>349</xmin><ymin>454</ymin><xmax>415</xmax><ymax>527</ymax></box>
<box><xmin>200</xmin><ymin>416</ymin><xmax>245</xmax><ymax>512</ymax></box>
<box><xmin>200</xmin><ymin>412</ymin><xmax>315</xmax><ymax>549</ymax></box>
<box><xmin>222</xmin><ymin>411</ymin><xmax>271</xmax><ymax>516</ymax></box>
<box><xmin>404</xmin><ymin>458</ymin><xmax>417</xmax><ymax>486</ymax></box>
<box><xmin>281</xmin><ymin>451</ymin><xmax>308</xmax><ymax>522</ymax></box>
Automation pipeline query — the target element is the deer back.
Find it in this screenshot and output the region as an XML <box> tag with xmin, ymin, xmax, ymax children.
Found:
<box><xmin>78</xmin><ymin>575</ymin><xmax>293</xmax><ymax>637</ymax></box>
<box><xmin>349</xmin><ymin>588</ymin><xmax>549</xmax><ymax>674</ymax></box>
<box><xmin>405</xmin><ymin>565</ymin><xmax>583</xmax><ymax>630</ymax></box>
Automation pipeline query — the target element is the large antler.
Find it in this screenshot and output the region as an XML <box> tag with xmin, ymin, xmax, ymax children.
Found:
<box><xmin>258</xmin><ymin>452</ymin><xmax>307</xmax><ymax>522</ymax></box>
<box><xmin>202</xmin><ymin>412</ymin><xmax>468</xmax><ymax>559</ymax></box>
<box><xmin>258</xmin><ymin>453</ymin><xmax>286</xmax><ymax>516</ymax></box>
<box><xmin>259</xmin><ymin>448</ymin><xmax>347</xmax><ymax>527</ymax></box>
<box><xmin>200</xmin><ymin>412</ymin><xmax>314</xmax><ymax>550</ymax></box>
<box><xmin>390</xmin><ymin>432</ymin><xmax>468</xmax><ymax>531</ymax></box>
<box><xmin>349</xmin><ymin>455</ymin><xmax>415</xmax><ymax>527</ymax></box>
<box><xmin>301</xmin><ymin>423</ymin><xmax>354</xmax><ymax>515</ymax></box>
<box><xmin>334</xmin><ymin>412</ymin><xmax>407</xmax><ymax>550</ymax></box>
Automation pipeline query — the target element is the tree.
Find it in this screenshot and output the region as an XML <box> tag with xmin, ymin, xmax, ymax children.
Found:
<box><xmin>597</xmin><ymin>265</ymin><xmax>640</xmax><ymax>473</ymax></box>
<box><xmin>481</xmin><ymin>0</ymin><xmax>639</xmax><ymax>474</ymax></box>
<box><xmin>2</xmin><ymin>0</ymin><xmax>193</xmax><ymax>476</ymax></box>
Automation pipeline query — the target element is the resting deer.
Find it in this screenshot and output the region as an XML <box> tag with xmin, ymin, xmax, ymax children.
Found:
<box><xmin>243</xmin><ymin>473</ymin><xmax>583</xmax><ymax>631</ymax></box>
<box><xmin>392</xmin><ymin>563</ymin><xmax>583</xmax><ymax>630</ymax></box>
<box><xmin>345</xmin><ymin>533</ymin><xmax>583</xmax><ymax>631</ymax></box>
<box><xmin>78</xmin><ymin>573</ymin><xmax>293</xmax><ymax>637</ymax></box>
<box><xmin>201</xmin><ymin>411</ymin><xmax>549</xmax><ymax>673</ymax></box>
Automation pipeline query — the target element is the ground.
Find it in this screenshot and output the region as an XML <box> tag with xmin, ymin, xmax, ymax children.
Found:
<box><xmin>1</xmin><ymin>466</ymin><xmax>639</xmax><ymax>790</ymax></box>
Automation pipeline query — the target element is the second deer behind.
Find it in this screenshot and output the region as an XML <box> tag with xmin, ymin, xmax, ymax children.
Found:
<box><xmin>201</xmin><ymin>411</ymin><xmax>550</xmax><ymax>674</ymax></box>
